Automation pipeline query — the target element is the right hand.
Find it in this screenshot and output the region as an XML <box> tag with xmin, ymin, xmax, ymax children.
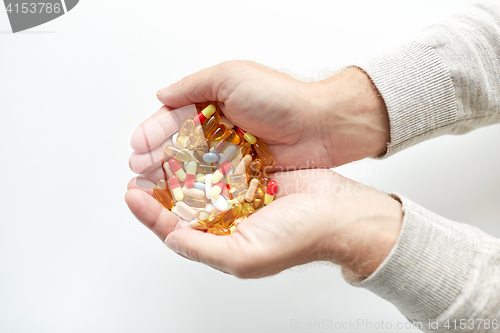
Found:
<box><xmin>129</xmin><ymin>60</ymin><xmax>390</xmax><ymax>181</ymax></box>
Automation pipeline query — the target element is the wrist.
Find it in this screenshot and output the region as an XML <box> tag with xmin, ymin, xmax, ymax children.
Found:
<box><xmin>331</xmin><ymin>192</ymin><xmax>403</xmax><ymax>282</ymax></box>
<box><xmin>313</xmin><ymin>67</ymin><xmax>390</xmax><ymax>165</ymax></box>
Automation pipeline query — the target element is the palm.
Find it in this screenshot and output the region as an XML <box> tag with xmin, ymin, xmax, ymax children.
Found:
<box><xmin>126</xmin><ymin>169</ymin><xmax>341</xmax><ymax>277</ymax></box>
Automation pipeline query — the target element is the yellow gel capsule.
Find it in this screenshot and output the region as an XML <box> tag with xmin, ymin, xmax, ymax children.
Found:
<box><xmin>247</xmin><ymin>159</ymin><xmax>262</xmax><ymax>180</ymax></box>
<box><xmin>222</xmin><ymin>203</ymin><xmax>241</xmax><ymax>227</ymax></box>
<box><xmin>190</xmin><ymin>220</ymin><xmax>208</xmax><ymax>231</ymax></box>
<box><xmin>207</xmin><ymin>224</ymin><xmax>231</xmax><ymax>236</ymax></box>
<box><xmin>241</xmin><ymin>202</ymin><xmax>255</xmax><ymax>216</ymax></box>
<box><xmin>205</xmin><ymin>212</ymin><xmax>225</xmax><ymax>228</ymax></box>
<box><xmin>253</xmin><ymin>198</ymin><xmax>263</xmax><ymax>210</ymax></box>
<box><xmin>201</xmin><ymin>113</ymin><xmax>220</xmax><ymax>137</ymax></box>
<box><xmin>153</xmin><ymin>179</ymin><xmax>174</xmax><ymax>210</ymax></box>
<box><xmin>254</xmin><ymin>139</ymin><xmax>274</xmax><ymax>166</ymax></box>
<box><xmin>208</xmin><ymin>124</ymin><xmax>227</xmax><ymax>142</ymax></box>
<box><xmin>177</xmin><ymin>119</ymin><xmax>195</xmax><ymax>148</ymax></box>
<box><xmin>164</xmin><ymin>145</ymin><xmax>191</xmax><ymax>163</ymax></box>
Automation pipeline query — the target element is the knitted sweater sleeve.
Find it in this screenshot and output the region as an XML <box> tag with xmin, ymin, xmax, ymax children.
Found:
<box><xmin>356</xmin><ymin>0</ymin><xmax>500</xmax><ymax>157</ymax></box>
<box><xmin>346</xmin><ymin>2</ymin><xmax>500</xmax><ymax>331</ymax></box>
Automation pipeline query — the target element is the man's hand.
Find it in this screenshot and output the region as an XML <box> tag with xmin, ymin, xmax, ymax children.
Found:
<box><xmin>126</xmin><ymin>169</ymin><xmax>402</xmax><ymax>281</ymax></box>
<box><xmin>129</xmin><ymin>60</ymin><xmax>390</xmax><ymax>180</ymax></box>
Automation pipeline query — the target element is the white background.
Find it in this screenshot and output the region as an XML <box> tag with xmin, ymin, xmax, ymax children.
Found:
<box><xmin>1</xmin><ymin>0</ymin><xmax>498</xmax><ymax>332</ymax></box>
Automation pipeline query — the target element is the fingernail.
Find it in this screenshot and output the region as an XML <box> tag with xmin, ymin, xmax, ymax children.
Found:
<box><xmin>164</xmin><ymin>234</ymin><xmax>178</xmax><ymax>252</ymax></box>
<box><xmin>156</xmin><ymin>86</ymin><xmax>170</xmax><ymax>97</ymax></box>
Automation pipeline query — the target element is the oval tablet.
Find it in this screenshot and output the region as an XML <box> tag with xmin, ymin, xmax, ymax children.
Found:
<box><xmin>203</xmin><ymin>152</ymin><xmax>219</xmax><ymax>163</ymax></box>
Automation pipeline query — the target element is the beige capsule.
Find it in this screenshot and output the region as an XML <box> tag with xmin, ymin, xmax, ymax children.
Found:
<box><xmin>182</xmin><ymin>187</ymin><xmax>205</xmax><ymax>200</ymax></box>
<box><xmin>175</xmin><ymin>201</ymin><xmax>198</xmax><ymax>220</ymax></box>
<box><xmin>235</xmin><ymin>154</ymin><xmax>252</xmax><ymax>174</ymax></box>
<box><xmin>245</xmin><ymin>178</ymin><xmax>260</xmax><ymax>202</ymax></box>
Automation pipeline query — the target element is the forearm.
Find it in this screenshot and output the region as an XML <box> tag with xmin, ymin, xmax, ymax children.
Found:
<box><xmin>344</xmin><ymin>195</ymin><xmax>500</xmax><ymax>332</ymax></box>
<box><xmin>352</xmin><ymin>0</ymin><xmax>500</xmax><ymax>157</ymax></box>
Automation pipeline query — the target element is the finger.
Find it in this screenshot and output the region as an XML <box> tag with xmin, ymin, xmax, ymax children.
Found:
<box><xmin>140</xmin><ymin>166</ymin><xmax>165</xmax><ymax>185</ymax></box>
<box><xmin>164</xmin><ymin>228</ymin><xmax>234</xmax><ymax>272</ymax></box>
<box><xmin>156</xmin><ymin>62</ymin><xmax>238</xmax><ymax>108</ymax></box>
<box><xmin>125</xmin><ymin>189</ymin><xmax>179</xmax><ymax>240</ymax></box>
<box><xmin>129</xmin><ymin>137</ymin><xmax>171</xmax><ymax>174</ymax></box>
<box><xmin>127</xmin><ymin>177</ymin><xmax>155</xmax><ymax>197</ymax></box>
<box><xmin>130</xmin><ymin>105</ymin><xmax>197</xmax><ymax>153</ymax></box>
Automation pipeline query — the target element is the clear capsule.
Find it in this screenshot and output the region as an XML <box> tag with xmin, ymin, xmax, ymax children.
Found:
<box><xmin>177</xmin><ymin>119</ymin><xmax>195</xmax><ymax>148</ymax></box>
<box><xmin>187</xmin><ymin>125</ymin><xmax>207</xmax><ymax>150</ymax></box>
<box><xmin>192</xmin><ymin>146</ymin><xmax>209</xmax><ymax>162</ymax></box>
<box><xmin>164</xmin><ymin>145</ymin><xmax>191</xmax><ymax>163</ymax></box>
<box><xmin>183</xmin><ymin>196</ymin><xmax>207</xmax><ymax>209</ymax></box>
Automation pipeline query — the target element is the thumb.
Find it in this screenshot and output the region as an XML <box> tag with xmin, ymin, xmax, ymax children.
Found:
<box><xmin>156</xmin><ymin>61</ymin><xmax>244</xmax><ymax>109</ymax></box>
<box><xmin>164</xmin><ymin>228</ymin><xmax>237</xmax><ymax>273</ymax></box>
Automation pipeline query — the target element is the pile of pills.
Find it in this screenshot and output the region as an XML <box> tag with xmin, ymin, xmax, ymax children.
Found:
<box><xmin>153</xmin><ymin>103</ymin><xmax>277</xmax><ymax>236</ymax></box>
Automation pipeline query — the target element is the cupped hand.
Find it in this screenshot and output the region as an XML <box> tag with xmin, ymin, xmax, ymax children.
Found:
<box><xmin>129</xmin><ymin>61</ymin><xmax>391</xmax><ymax>181</ymax></box>
<box><xmin>125</xmin><ymin>169</ymin><xmax>402</xmax><ymax>280</ymax></box>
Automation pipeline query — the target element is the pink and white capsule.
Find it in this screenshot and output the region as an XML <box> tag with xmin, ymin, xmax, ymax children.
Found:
<box><xmin>211</xmin><ymin>161</ymin><xmax>232</xmax><ymax>184</ymax></box>
<box><xmin>184</xmin><ymin>161</ymin><xmax>197</xmax><ymax>188</ymax></box>
<box><xmin>168</xmin><ymin>158</ymin><xmax>186</xmax><ymax>182</ymax></box>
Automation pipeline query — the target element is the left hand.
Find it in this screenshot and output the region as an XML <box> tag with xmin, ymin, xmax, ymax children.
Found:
<box><xmin>125</xmin><ymin>169</ymin><xmax>403</xmax><ymax>280</ymax></box>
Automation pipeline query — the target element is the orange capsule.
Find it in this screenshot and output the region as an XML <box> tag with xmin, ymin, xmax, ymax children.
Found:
<box><xmin>190</xmin><ymin>220</ymin><xmax>208</xmax><ymax>231</ymax></box>
<box><xmin>221</xmin><ymin>203</ymin><xmax>241</xmax><ymax>227</ymax></box>
<box><xmin>247</xmin><ymin>159</ymin><xmax>262</xmax><ymax>180</ymax></box>
<box><xmin>208</xmin><ymin>124</ymin><xmax>227</xmax><ymax>142</ymax></box>
<box><xmin>201</xmin><ymin>113</ymin><xmax>220</xmax><ymax>137</ymax></box>
<box><xmin>207</xmin><ymin>224</ymin><xmax>231</xmax><ymax>236</ymax></box>
<box><xmin>249</xmin><ymin>146</ymin><xmax>259</xmax><ymax>160</ymax></box>
<box><xmin>253</xmin><ymin>198</ymin><xmax>263</xmax><ymax>210</ymax></box>
<box><xmin>205</xmin><ymin>212</ymin><xmax>225</xmax><ymax>228</ymax></box>
<box><xmin>153</xmin><ymin>179</ymin><xmax>174</xmax><ymax>210</ymax></box>
<box><xmin>254</xmin><ymin>139</ymin><xmax>274</xmax><ymax>166</ymax></box>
